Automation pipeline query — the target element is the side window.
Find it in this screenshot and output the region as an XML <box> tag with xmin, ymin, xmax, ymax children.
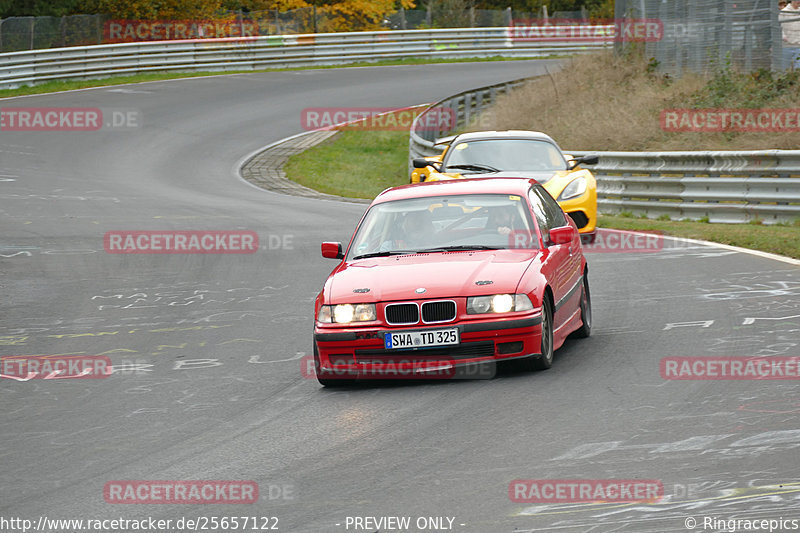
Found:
<box><xmin>534</xmin><ymin>185</ymin><xmax>567</xmax><ymax>228</ymax></box>
<box><xmin>530</xmin><ymin>186</ymin><xmax>568</xmax><ymax>245</ymax></box>
<box><xmin>528</xmin><ymin>188</ymin><xmax>549</xmax><ymax>244</ymax></box>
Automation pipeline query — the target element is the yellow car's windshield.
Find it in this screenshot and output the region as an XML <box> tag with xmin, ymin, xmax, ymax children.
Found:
<box><xmin>444</xmin><ymin>139</ymin><xmax>567</xmax><ymax>173</ymax></box>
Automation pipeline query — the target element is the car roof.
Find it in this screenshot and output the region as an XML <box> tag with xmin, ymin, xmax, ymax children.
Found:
<box><xmin>447</xmin><ymin>130</ymin><xmax>557</xmax><ymax>144</ymax></box>
<box><xmin>374</xmin><ymin>178</ymin><xmax>537</xmax><ymax>204</ymax></box>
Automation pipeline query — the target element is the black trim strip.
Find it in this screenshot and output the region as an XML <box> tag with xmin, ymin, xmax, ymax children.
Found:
<box><xmin>463</xmin><ymin>316</ymin><xmax>541</xmax><ymax>333</ymax></box>
<box><xmin>555</xmin><ymin>276</ymin><xmax>583</xmax><ymax>312</ymax></box>
<box><xmin>315</xmin><ymin>332</ymin><xmax>357</xmax><ymax>342</ymax></box>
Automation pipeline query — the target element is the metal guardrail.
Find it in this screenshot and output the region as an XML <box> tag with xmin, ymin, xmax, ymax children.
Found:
<box><xmin>584</xmin><ymin>151</ymin><xmax>800</xmax><ymax>224</ymax></box>
<box><xmin>0</xmin><ymin>27</ymin><xmax>610</xmax><ymax>90</ymax></box>
<box><xmin>409</xmin><ymin>85</ymin><xmax>800</xmax><ymax>224</ymax></box>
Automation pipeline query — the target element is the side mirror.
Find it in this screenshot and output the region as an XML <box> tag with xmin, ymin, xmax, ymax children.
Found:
<box><xmin>568</xmin><ymin>154</ymin><xmax>599</xmax><ymax>170</ymax></box>
<box><xmin>321</xmin><ymin>242</ymin><xmax>344</xmax><ymax>259</ymax></box>
<box><xmin>549</xmin><ymin>225</ymin><xmax>575</xmax><ymax>245</ymax></box>
<box><xmin>413</xmin><ymin>158</ymin><xmax>433</xmax><ymax>169</ymax></box>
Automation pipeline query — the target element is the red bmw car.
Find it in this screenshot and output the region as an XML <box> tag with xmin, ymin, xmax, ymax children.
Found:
<box><xmin>313</xmin><ymin>178</ymin><xmax>591</xmax><ymax>386</ymax></box>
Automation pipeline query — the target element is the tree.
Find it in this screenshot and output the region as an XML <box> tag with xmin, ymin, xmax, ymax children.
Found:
<box><xmin>1</xmin><ymin>0</ymin><xmax>83</xmax><ymax>17</ymax></box>
<box><xmin>78</xmin><ymin>0</ymin><xmax>225</xmax><ymax>19</ymax></box>
<box><xmin>317</xmin><ymin>0</ymin><xmax>415</xmax><ymax>31</ymax></box>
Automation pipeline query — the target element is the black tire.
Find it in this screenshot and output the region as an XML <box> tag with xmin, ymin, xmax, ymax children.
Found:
<box><xmin>527</xmin><ymin>295</ymin><xmax>554</xmax><ymax>371</ymax></box>
<box><xmin>570</xmin><ymin>273</ymin><xmax>592</xmax><ymax>339</ymax></box>
<box><xmin>314</xmin><ymin>345</ymin><xmax>357</xmax><ymax>387</ymax></box>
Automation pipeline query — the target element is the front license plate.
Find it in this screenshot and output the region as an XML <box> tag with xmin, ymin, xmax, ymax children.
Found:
<box><xmin>384</xmin><ymin>328</ymin><xmax>459</xmax><ymax>350</ymax></box>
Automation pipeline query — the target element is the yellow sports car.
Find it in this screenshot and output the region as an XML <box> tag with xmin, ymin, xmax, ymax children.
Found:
<box><xmin>411</xmin><ymin>131</ymin><xmax>598</xmax><ymax>242</ymax></box>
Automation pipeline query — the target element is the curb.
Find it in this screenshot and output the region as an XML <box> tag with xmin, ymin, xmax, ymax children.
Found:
<box><xmin>239</xmin><ymin>129</ymin><xmax>370</xmax><ymax>204</ymax></box>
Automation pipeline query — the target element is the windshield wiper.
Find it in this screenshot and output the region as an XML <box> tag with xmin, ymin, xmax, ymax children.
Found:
<box><xmin>416</xmin><ymin>245</ymin><xmax>501</xmax><ymax>253</ymax></box>
<box><xmin>352</xmin><ymin>250</ymin><xmax>413</xmax><ymax>260</ymax></box>
<box><xmin>445</xmin><ymin>164</ymin><xmax>501</xmax><ymax>173</ymax></box>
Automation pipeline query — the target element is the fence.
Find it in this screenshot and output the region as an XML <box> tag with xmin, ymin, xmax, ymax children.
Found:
<box><xmin>409</xmin><ymin>81</ymin><xmax>800</xmax><ymax>225</ymax></box>
<box><xmin>0</xmin><ymin>7</ymin><xmax>576</xmax><ymax>53</ymax></box>
<box><xmin>0</xmin><ymin>28</ymin><xmax>610</xmax><ymax>90</ymax></box>
<box><xmin>0</xmin><ymin>14</ymin><xmax>107</xmax><ymax>52</ymax></box>
<box><xmin>614</xmin><ymin>0</ymin><xmax>784</xmax><ymax>74</ymax></box>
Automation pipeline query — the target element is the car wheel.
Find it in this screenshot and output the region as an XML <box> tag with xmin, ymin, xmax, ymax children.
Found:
<box><xmin>314</xmin><ymin>345</ymin><xmax>357</xmax><ymax>387</ymax></box>
<box><xmin>528</xmin><ymin>295</ymin><xmax>554</xmax><ymax>371</ymax></box>
<box><xmin>571</xmin><ymin>273</ymin><xmax>592</xmax><ymax>339</ymax></box>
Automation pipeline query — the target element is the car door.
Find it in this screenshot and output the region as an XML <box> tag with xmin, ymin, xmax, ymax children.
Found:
<box><xmin>529</xmin><ymin>185</ymin><xmax>582</xmax><ymax>332</ymax></box>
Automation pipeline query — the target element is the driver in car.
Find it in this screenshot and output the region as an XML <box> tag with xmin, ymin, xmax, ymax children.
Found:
<box><xmin>380</xmin><ymin>210</ymin><xmax>436</xmax><ymax>251</ymax></box>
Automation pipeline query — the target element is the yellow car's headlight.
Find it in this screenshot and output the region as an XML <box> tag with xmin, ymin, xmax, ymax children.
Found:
<box><xmin>559</xmin><ymin>177</ymin><xmax>587</xmax><ymax>201</ymax></box>
<box><xmin>317</xmin><ymin>304</ymin><xmax>377</xmax><ymax>324</ymax></box>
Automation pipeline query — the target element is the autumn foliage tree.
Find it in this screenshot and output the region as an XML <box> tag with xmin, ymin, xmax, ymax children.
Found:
<box><xmin>78</xmin><ymin>0</ymin><xmax>225</xmax><ymax>19</ymax></box>
<box><xmin>2</xmin><ymin>0</ymin><xmax>613</xmax><ymax>27</ymax></box>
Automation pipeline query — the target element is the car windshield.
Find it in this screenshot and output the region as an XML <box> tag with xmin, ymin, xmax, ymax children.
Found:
<box><xmin>443</xmin><ymin>138</ymin><xmax>568</xmax><ymax>173</ymax></box>
<box><xmin>348</xmin><ymin>193</ymin><xmax>538</xmax><ymax>259</ymax></box>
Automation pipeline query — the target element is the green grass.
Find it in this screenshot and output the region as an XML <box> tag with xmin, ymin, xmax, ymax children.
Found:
<box><xmin>599</xmin><ymin>215</ymin><xmax>800</xmax><ymax>259</ymax></box>
<box><xmin>285</xmin><ymin>130</ymin><xmax>410</xmax><ymax>198</ymax></box>
<box><xmin>284</xmin><ymin>129</ymin><xmax>800</xmax><ymax>259</ymax></box>
<box><xmin>0</xmin><ymin>55</ymin><xmax>546</xmax><ymax>99</ymax></box>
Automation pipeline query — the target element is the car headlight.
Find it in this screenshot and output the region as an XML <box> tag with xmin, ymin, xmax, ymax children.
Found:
<box><xmin>467</xmin><ymin>294</ymin><xmax>534</xmax><ymax>314</ymax></box>
<box><xmin>317</xmin><ymin>304</ymin><xmax>376</xmax><ymax>324</ymax></box>
<box><xmin>558</xmin><ymin>177</ymin><xmax>587</xmax><ymax>201</ymax></box>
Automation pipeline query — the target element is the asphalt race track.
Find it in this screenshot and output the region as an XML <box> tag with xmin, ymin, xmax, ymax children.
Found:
<box><xmin>2</xmin><ymin>61</ymin><xmax>799</xmax><ymax>533</ymax></box>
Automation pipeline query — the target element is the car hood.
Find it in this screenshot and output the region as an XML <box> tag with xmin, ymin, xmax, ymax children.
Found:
<box><xmin>327</xmin><ymin>250</ymin><xmax>539</xmax><ymax>303</ymax></box>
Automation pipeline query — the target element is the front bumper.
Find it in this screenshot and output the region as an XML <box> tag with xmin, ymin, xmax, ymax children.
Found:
<box><xmin>313</xmin><ymin>315</ymin><xmax>542</xmax><ymax>380</ymax></box>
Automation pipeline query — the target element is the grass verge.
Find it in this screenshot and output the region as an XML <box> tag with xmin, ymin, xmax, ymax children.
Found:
<box><xmin>284</xmin><ymin>130</ymin><xmax>410</xmax><ymax>198</ymax></box>
<box><xmin>599</xmin><ymin>215</ymin><xmax>800</xmax><ymax>259</ymax></box>
<box><xmin>0</xmin><ymin>55</ymin><xmax>543</xmax><ymax>99</ymax></box>
<box><xmin>284</xmin><ymin>129</ymin><xmax>800</xmax><ymax>259</ymax></box>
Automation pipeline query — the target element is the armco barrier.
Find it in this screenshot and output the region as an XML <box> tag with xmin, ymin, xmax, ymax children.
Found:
<box><xmin>0</xmin><ymin>27</ymin><xmax>611</xmax><ymax>90</ymax></box>
<box><xmin>585</xmin><ymin>150</ymin><xmax>800</xmax><ymax>224</ymax></box>
<box><xmin>409</xmin><ymin>84</ymin><xmax>800</xmax><ymax>224</ymax></box>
